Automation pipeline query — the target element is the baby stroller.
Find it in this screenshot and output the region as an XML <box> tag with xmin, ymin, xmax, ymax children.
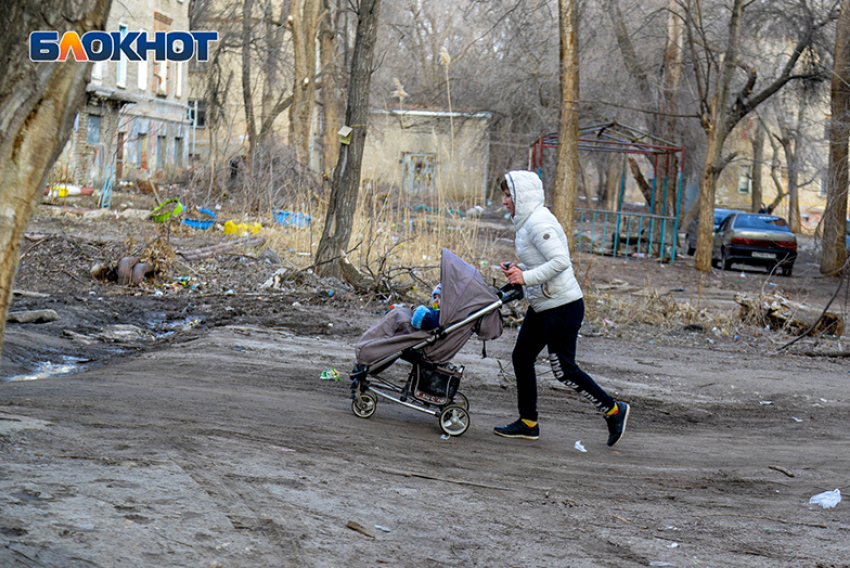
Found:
<box><xmin>349</xmin><ymin>249</ymin><xmax>523</xmax><ymax>436</ymax></box>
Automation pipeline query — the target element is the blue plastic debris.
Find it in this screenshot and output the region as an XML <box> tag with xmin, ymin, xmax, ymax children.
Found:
<box><xmin>273</xmin><ymin>210</ymin><xmax>312</xmax><ymax>227</ymax></box>
<box><xmin>182</xmin><ymin>206</ymin><xmax>217</xmax><ymax>230</ymax></box>
<box><xmin>183</xmin><ymin>218</ymin><xmax>214</xmax><ymax>230</ymax></box>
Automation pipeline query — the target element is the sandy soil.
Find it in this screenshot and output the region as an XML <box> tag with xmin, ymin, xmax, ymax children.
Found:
<box><xmin>2</xmin><ymin>198</ymin><xmax>849</xmax><ymax>568</ymax></box>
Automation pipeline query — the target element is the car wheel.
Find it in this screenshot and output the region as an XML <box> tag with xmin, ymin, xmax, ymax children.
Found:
<box><xmin>722</xmin><ymin>247</ymin><xmax>733</xmax><ymax>271</ymax></box>
<box><xmin>782</xmin><ymin>265</ymin><xmax>793</xmax><ymax>277</ymax></box>
<box><xmin>687</xmin><ymin>236</ymin><xmax>695</xmax><ymax>256</ymax></box>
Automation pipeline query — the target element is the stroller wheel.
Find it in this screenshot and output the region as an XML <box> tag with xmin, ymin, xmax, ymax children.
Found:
<box><xmin>439</xmin><ymin>404</ymin><xmax>470</xmax><ymax>437</ymax></box>
<box><xmin>351</xmin><ymin>391</ymin><xmax>378</xmax><ymax>418</ymax></box>
<box><xmin>452</xmin><ymin>391</ymin><xmax>469</xmax><ymax>410</ymax></box>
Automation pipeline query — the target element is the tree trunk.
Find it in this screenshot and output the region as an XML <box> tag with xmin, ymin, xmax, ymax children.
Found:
<box><xmin>750</xmin><ymin>117</ymin><xmax>765</xmax><ymax>212</ymax></box>
<box><xmin>823</xmin><ymin>0</ymin><xmax>850</xmax><ymax>275</ymax></box>
<box><xmin>694</xmin><ymin>0</ymin><xmax>745</xmax><ymax>272</ymax></box>
<box><xmin>241</xmin><ymin>0</ymin><xmax>258</xmax><ymax>162</ymax></box>
<box><xmin>0</xmin><ymin>0</ymin><xmax>112</xmax><ymax>358</ymax></box>
<box><xmin>553</xmin><ymin>0</ymin><xmax>579</xmax><ymax>246</ymax></box>
<box><xmin>314</xmin><ymin>0</ymin><xmax>381</xmax><ymax>279</ymax></box>
<box><xmin>605</xmin><ymin>154</ymin><xmax>621</xmax><ymax>211</ymax></box>
<box><xmin>320</xmin><ymin>0</ymin><xmax>340</xmax><ymax>180</ymax></box>
<box><xmin>290</xmin><ymin>0</ymin><xmax>322</xmax><ymax>165</ymax></box>
<box><xmin>655</xmin><ymin>0</ymin><xmax>683</xmax><ymax>221</ymax></box>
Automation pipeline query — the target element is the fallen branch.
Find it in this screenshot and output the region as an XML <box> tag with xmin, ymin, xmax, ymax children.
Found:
<box><xmin>177</xmin><ymin>236</ymin><xmax>266</xmax><ymax>261</ymax></box>
<box><xmin>794</xmin><ymin>350</ymin><xmax>850</xmax><ymax>358</ymax></box>
<box><xmin>778</xmin><ymin>256</ymin><xmax>849</xmax><ymax>350</ymax></box>
<box><xmin>346</xmin><ymin>520</ymin><xmax>374</xmax><ymax>538</ymax></box>
<box><xmin>694</xmin><ymin>513</ymin><xmax>826</xmax><ymax>529</ymax></box>
<box><xmin>379</xmin><ymin>467</ymin><xmax>513</xmax><ymax>491</ymax></box>
<box><xmin>734</xmin><ymin>293</ymin><xmax>844</xmax><ymax>340</ymax></box>
<box><xmin>768</xmin><ymin>465</ymin><xmax>795</xmax><ymax>478</ymax></box>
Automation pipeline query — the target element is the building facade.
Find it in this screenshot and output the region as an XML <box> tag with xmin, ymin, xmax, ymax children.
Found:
<box><xmin>361</xmin><ymin>109</ymin><xmax>492</xmax><ymax>204</ymax></box>
<box><xmin>53</xmin><ymin>0</ymin><xmax>194</xmax><ymax>188</ymax></box>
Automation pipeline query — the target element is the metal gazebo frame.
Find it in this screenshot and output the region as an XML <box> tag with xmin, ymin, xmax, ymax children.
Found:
<box><xmin>528</xmin><ymin>122</ymin><xmax>686</xmax><ymax>263</ymax></box>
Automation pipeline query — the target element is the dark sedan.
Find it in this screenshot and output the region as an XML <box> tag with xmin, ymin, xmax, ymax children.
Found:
<box><xmin>685</xmin><ymin>208</ymin><xmax>743</xmax><ymax>255</ymax></box>
<box><xmin>712</xmin><ymin>213</ymin><xmax>797</xmax><ymax>276</ymax></box>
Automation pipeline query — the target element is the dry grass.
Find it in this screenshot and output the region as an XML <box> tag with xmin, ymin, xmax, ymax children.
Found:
<box><xmin>583</xmin><ymin>289</ymin><xmax>735</xmax><ymax>332</ymax></box>
<box><xmin>255</xmin><ymin>187</ymin><xmax>496</xmax><ymax>300</ymax></box>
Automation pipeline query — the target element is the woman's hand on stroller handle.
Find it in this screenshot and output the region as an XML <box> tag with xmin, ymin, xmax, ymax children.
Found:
<box><xmin>501</xmin><ymin>262</ymin><xmax>525</xmax><ymax>286</ymax></box>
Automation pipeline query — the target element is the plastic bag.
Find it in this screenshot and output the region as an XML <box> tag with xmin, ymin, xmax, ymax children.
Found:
<box><xmin>809</xmin><ymin>489</ymin><xmax>841</xmax><ymax>509</ymax></box>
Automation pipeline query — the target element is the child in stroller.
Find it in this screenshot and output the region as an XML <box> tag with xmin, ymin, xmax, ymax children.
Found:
<box><xmin>411</xmin><ymin>283</ymin><xmax>441</xmax><ymax>330</ymax></box>
<box><xmin>348</xmin><ymin>249</ymin><xmax>522</xmax><ymax>436</ymax></box>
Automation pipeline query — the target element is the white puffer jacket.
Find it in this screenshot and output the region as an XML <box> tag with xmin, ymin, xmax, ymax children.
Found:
<box><xmin>504</xmin><ymin>170</ymin><xmax>582</xmax><ymax>311</ymax></box>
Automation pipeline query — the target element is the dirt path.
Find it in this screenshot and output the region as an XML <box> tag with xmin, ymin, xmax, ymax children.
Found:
<box><xmin>2</xmin><ymin>205</ymin><xmax>849</xmax><ymax>567</ymax></box>
<box><xmin>2</xmin><ymin>320</ymin><xmax>849</xmax><ymax>567</ymax></box>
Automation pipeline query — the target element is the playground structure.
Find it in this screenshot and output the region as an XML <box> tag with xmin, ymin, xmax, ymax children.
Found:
<box><xmin>529</xmin><ymin>122</ymin><xmax>685</xmax><ymax>263</ymax></box>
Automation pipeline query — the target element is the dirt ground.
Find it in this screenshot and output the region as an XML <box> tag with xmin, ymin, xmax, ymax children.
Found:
<box><xmin>2</xmin><ymin>194</ymin><xmax>850</xmax><ymax>568</ymax></box>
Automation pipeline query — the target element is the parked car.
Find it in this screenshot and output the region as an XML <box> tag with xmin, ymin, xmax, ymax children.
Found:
<box><xmin>711</xmin><ymin>213</ymin><xmax>797</xmax><ymax>276</ymax></box>
<box><xmin>685</xmin><ymin>208</ymin><xmax>743</xmax><ymax>255</ymax></box>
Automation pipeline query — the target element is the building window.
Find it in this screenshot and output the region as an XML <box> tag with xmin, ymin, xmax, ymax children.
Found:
<box><xmin>157</xmin><ymin>135</ymin><xmax>167</xmax><ymax>169</ymax></box>
<box><xmin>155</xmin><ymin>61</ymin><xmax>168</xmax><ymax>95</ymax></box>
<box><xmin>138</xmin><ymin>58</ymin><xmax>148</xmax><ymax>91</ymax></box>
<box><xmin>737</xmin><ymin>175</ymin><xmax>750</xmax><ymax>194</ymax></box>
<box><xmin>117</xmin><ymin>24</ymin><xmax>128</xmax><ymax>87</ymax></box>
<box><xmin>175</xmin><ymin>137</ymin><xmax>183</xmax><ymax>169</ymax></box>
<box><xmin>189</xmin><ymin>100</ymin><xmax>207</xmax><ymax>128</ymax></box>
<box><xmin>138</xmin><ymin>133</ymin><xmax>147</xmax><ymax>168</ymax></box>
<box><xmin>86</xmin><ymin>115</ymin><xmax>102</xmax><ymax>145</ymax></box>
<box><xmin>175</xmin><ymin>61</ymin><xmax>183</xmax><ymax>98</ymax></box>
<box><xmin>820</xmin><ymin>179</ymin><xmax>827</xmax><ymax>196</ymax></box>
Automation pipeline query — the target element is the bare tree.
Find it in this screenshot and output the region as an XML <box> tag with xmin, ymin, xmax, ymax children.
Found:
<box><xmin>0</xmin><ymin>0</ymin><xmax>112</xmax><ymax>358</ymax></box>
<box><xmin>290</xmin><ymin>0</ymin><xmax>323</xmax><ymax>164</ymax></box>
<box><xmin>692</xmin><ymin>0</ymin><xmax>745</xmax><ymax>271</ymax></box>
<box><xmin>320</xmin><ymin>0</ymin><xmax>341</xmax><ymax>179</ymax></box>
<box><xmin>823</xmin><ymin>0</ymin><xmax>850</xmax><ymax>275</ymax></box>
<box><xmin>315</xmin><ymin>0</ymin><xmax>382</xmax><ymax>280</ymax></box>
<box><xmin>552</xmin><ymin>0</ymin><xmax>579</xmax><ymax>239</ymax></box>
<box><xmin>687</xmin><ymin>0</ymin><xmax>834</xmax><ymax>270</ymax></box>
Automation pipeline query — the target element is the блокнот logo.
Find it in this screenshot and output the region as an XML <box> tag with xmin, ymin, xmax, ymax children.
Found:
<box><xmin>30</xmin><ymin>31</ymin><xmax>219</xmax><ymax>62</ymax></box>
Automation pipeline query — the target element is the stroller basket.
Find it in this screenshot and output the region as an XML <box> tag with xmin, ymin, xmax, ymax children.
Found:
<box><xmin>413</xmin><ymin>363</ymin><xmax>463</xmax><ymax>405</ymax></box>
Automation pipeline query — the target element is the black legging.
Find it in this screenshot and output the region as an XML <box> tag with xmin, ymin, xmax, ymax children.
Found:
<box><xmin>513</xmin><ymin>298</ymin><xmax>615</xmax><ymax>422</ymax></box>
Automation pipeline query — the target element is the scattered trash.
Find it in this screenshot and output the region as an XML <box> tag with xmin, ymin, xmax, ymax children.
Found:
<box><xmin>649</xmin><ymin>562</ymin><xmax>676</xmax><ymax>567</ymax></box>
<box><xmin>270</xmin><ymin>445</ymin><xmax>295</xmax><ymax>452</ymax></box>
<box><xmin>224</xmin><ymin>220</ymin><xmax>262</xmax><ymax>235</ymax></box>
<box><xmin>441</xmin><ymin>434</ymin><xmax>450</xmax><ymax>440</ymax></box>
<box><xmin>375</xmin><ymin>525</ymin><xmax>391</xmax><ymax>532</ymax></box>
<box><xmin>667</xmin><ymin>542</ymin><xmax>679</xmax><ymax>548</ymax></box>
<box><xmin>574</xmin><ymin>441</ymin><xmax>587</xmax><ymax>453</ymax></box>
<box><xmin>759</xmin><ymin>401</ymin><xmax>773</xmax><ymax>405</ymax></box>
<box><xmin>320</xmin><ymin>369</ymin><xmax>341</xmax><ymax>381</ymax></box>
<box><xmin>273</xmin><ymin>210</ymin><xmax>312</xmax><ymax>227</ymax></box>
<box><xmin>792</xmin><ymin>417</ymin><xmax>803</xmax><ymax>422</ymax></box>
<box><xmin>150</xmin><ymin>198</ymin><xmax>184</xmax><ymax>223</ymax></box>
<box><xmin>183</xmin><ymin>206</ymin><xmax>216</xmax><ymax>230</ymax></box>
<box><xmin>809</xmin><ymin>489</ymin><xmax>841</xmax><ymax>509</ymax></box>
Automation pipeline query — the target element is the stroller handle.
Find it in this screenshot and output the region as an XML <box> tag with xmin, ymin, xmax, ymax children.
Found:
<box><xmin>497</xmin><ymin>282</ymin><xmax>524</xmax><ymax>303</ymax></box>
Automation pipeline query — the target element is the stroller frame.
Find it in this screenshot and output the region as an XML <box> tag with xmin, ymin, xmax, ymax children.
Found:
<box><xmin>350</xmin><ymin>284</ymin><xmax>523</xmax><ymax>436</ymax></box>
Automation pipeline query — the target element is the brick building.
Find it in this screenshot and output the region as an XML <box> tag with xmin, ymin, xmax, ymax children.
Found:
<box><xmin>53</xmin><ymin>0</ymin><xmax>194</xmax><ymax>189</ymax></box>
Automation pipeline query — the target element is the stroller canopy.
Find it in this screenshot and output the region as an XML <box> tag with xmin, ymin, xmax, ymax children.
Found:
<box><xmin>355</xmin><ymin>249</ymin><xmax>504</xmax><ymax>366</ymax></box>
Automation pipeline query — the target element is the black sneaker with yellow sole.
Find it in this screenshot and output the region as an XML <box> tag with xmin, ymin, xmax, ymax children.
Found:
<box><xmin>494</xmin><ymin>418</ymin><xmax>539</xmax><ymax>440</ymax></box>
<box><xmin>605</xmin><ymin>401</ymin><xmax>630</xmax><ymax>447</ymax></box>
